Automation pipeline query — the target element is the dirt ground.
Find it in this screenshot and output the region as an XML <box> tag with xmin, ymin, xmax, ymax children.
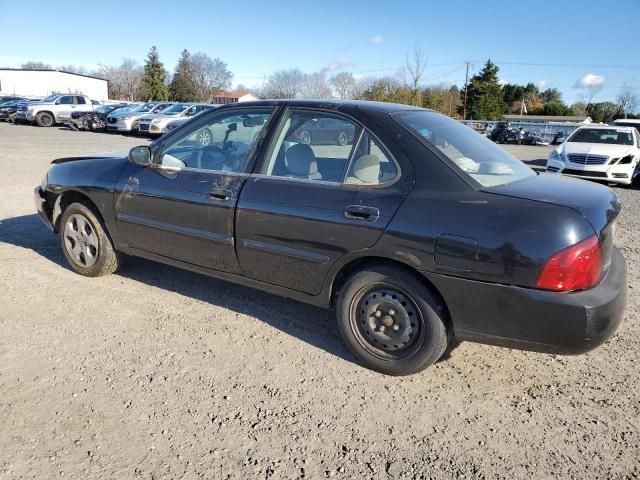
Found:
<box><xmin>0</xmin><ymin>123</ymin><xmax>638</xmax><ymax>479</ymax></box>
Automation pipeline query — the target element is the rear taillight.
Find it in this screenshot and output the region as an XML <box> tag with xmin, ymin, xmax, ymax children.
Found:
<box><xmin>536</xmin><ymin>235</ymin><xmax>602</xmax><ymax>292</ymax></box>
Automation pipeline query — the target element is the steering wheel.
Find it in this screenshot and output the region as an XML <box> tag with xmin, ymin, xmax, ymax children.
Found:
<box><xmin>198</xmin><ymin>144</ymin><xmax>235</xmax><ymax>171</ymax></box>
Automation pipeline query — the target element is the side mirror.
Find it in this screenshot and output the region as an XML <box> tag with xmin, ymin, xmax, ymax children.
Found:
<box><xmin>128</xmin><ymin>145</ymin><xmax>151</xmax><ymax>166</ymax></box>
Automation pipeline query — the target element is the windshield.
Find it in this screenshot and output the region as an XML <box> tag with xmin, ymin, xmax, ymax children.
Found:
<box><xmin>568</xmin><ymin>128</ymin><xmax>634</xmax><ymax>145</ymax></box>
<box><xmin>160</xmin><ymin>104</ymin><xmax>189</xmax><ymax>115</ymax></box>
<box><xmin>41</xmin><ymin>94</ymin><xmax>60</xmax><ymax>102</ymax></box>
<box><xmin>394</xmin><ymin>110</ymin><xmax>535</xmax><ymax>188</ymax></box>
<box><xmin>130</xmin><ymin>103</ymin><xmax>154</xmax><ymax>113</ymax></box>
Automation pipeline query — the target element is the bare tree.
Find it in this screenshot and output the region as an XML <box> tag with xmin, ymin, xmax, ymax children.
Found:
<box><xmin>403</xmin><ymin>46</ymin><xmax>428</xmax><ymax>105</ymax></box>
<box><xmin>264</xmin><ymin>69</ymin><xmax>305</xmax><ymax>98</ymax></box>
<box><xmin>94</xmin><ymin>60</ymin><xmax>144</xmax><ymax>101</ymax></box>
<box><xmin>300</xmin><ymin>71</ymin><xmax>332</xmax><ymax>99</ymax></box>
<box><xmin>57</xmin><ymin>64</ymin><xmax>88</xmax><ymax>75</ymax></box>
<box><xmin>617</xmin><ymin>84</ymin><xmax>639</xmax><ymax>118</ymax></box>
<box><xmin>330</xmin><ymin>72</ymin><xmax>358</xmax><ymax>99</ymax></box>
<box><xmin>21</xmin><ymin>61</ymin><xmax>52</xmax><ymax>70</ymax></box>
<box><xmin>190</xmin><ymin>53</ymin><xmax>233</xmax><ymax>102</ymax></box>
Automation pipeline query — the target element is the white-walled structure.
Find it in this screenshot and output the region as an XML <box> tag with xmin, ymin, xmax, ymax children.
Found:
<box><xmin>0</xmin><ymin>69</ymin><xmax>108</xmax><ymax>101</ymax></box>
<box><xmin>211</xmin><ymin>91</ymin><xmax>260</xmax><ymax>105</ymax></box>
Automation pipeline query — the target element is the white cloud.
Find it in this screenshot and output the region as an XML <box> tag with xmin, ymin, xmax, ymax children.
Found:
<box><xmin>536</xmin><ymin>80</ymin><xmax>547</xmax><ymax>90</ymax></box>
<box><xmin>573</xmin><ymin>73</ymin><xmax>604</xmax><ymax>89</ymax></box>
<box><xmin>370</xmin><ymin>35</ymin><xmax>384</xmax><ymax>45</ymax></box>
<box><xmin>498</xmin><ymin>78</ymin><xmax>508</xmax><ymax>87</ymax></box>
<box><xmin>325</xmin><ymin>58</ymin><xmax>354</xmax><ymax>71</ymax></box>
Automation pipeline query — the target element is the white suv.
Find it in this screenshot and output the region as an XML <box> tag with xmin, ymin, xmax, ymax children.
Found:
<box><xmin>25</xmin><ymin>94</ymin><xmax>94</xmax><ymax>127</ymax></box>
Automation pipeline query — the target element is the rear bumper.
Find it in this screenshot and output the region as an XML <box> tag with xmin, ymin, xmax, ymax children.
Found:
<box><xmin>424</xmin><ymin>247</ymin><xmax>627</xmax><ymax>355</ymax></box>
<box><xmin>34</xmin><ymin>187</ymin><xmax>54</xmax><ymax>231</ymax></box>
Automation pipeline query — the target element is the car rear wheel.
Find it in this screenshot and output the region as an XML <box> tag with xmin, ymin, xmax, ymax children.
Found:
<box><xmin>36</xmin><ymin>112</ymin><xmax>54</xmax><ymax>127</ymax></box>
<box><xmin>197</xmin><ymin>128</ymin><xmax>212</xmax><ymax>146</ymax></box>
<box><xmin>59</xmin><ymin>202</ymin><xmax>120</xmax><ymax>277</ymax></box>
<box><xmin>299</xmin><ymin>131</ymin><xmax>311</xmax><ymax>144</ymax></box>
<box><xmin>337</xmin><ymin>131</ymin><xmax>348</xmax><ymax>146</ymax></box>
<box><xmin>336</xmin><ymin>266</ymin><xmax>449</xmax><ymax>375</ymax></box>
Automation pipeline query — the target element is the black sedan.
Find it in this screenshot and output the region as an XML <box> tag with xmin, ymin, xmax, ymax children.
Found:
<box><xmin>34</xmin><ymin>100</ymin><xmax>627</xmax><ymax>375</ymax></box>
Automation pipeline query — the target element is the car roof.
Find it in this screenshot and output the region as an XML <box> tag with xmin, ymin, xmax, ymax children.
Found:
<box><xmin>612</xmin><ymin>119</ymin><xmax>640</xmax><ymax>124</ymax></box>
<box><xmin>214</xmin><ymin>99</ymin><xmax>427</xmax><ymax>115</ymax></box>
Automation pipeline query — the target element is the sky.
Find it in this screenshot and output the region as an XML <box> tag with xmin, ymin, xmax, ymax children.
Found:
<box><xmin>1</xmin><ymin>0</ymin><xmax>638</xmax><ymax>105</ymax></box>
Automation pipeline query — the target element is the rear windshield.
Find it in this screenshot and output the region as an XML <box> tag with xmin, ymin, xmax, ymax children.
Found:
<box><xmin>394</xmin><ymin>111</ymin><xmax>535</xmax><ymax>187</ymax></box>
<box><xmin>568</xmin><ymin>128</ymin><xmax>633</xmax><ymax>145</ymax></box>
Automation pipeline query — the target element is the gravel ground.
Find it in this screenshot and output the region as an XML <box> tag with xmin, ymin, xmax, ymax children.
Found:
<box><xmin>0</xmin><ymin>123</ymin><xmax>638</xmax><ymax>479</ymax></box>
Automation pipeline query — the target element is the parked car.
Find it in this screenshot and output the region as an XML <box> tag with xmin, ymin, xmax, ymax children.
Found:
<box><xmin>34</xmin><ymin>100</ymin><xmax>626</xmax><ymax>375</ymax></box>
<box><xmin>0</xmin><ymin>99</ymin><xmax>27</xmax><ymax>122</ymax></box>
<box><xmin>105</xmin><ymin>102</ymin><xmax>173</xmax><ymax>133</ymax></box>
<box><xmin>0</xmin><ymin>95</ymin><xmax>25</xmax><ymax>104</ymax></box>
<box><xmin>546</xmin><ymin>125</ymin><xmax>640</xmax><ymax>186</ymax></box>
<box><xmin>138</xmin><ymin>103</ymin><xmax>212</xmax><ymax>136</ymax></box>
<box><xmin>611</xmin><ymin>118</ymin><xmax>640</xmax><ymax>136</ymax></box>
<box><xmin>292</xmin><ymin>116</ymin><xmax>356</xmax><ymax>145</ymax></box>
<box><xmin>18</xmin><ymin>94</ymin><xmax>94</xmax><ymax>126</ymax></box>
<box><xmin>161</xmin><ymin>105</ymin><xmax>218</xmax><ymax>137</ymax></box>
<box><xmin>67</xmin><ymin>104</ymin><xmax>130</xmax><ymax>131</ymax></box>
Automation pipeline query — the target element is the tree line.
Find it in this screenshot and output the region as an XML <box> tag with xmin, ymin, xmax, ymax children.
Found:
<box><xmin>21</xmin><ymin>48</ymin><xmax>639</xmax><ymax>122</ymax></box>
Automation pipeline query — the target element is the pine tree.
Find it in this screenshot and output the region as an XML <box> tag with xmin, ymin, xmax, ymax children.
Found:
<box><xmin>169</xmin><ymin>49</ymin><xmax>199</xmax><ymax>101</ymax></box>
<box><xmin>460</xmin><ymin>60</ymin><xmax>504</xmax><ymax>120</ymax></box>
<box><xmin>139</xmin><ymin>46</ymin><xmax>169</xmax><ymax>101</ymax></box>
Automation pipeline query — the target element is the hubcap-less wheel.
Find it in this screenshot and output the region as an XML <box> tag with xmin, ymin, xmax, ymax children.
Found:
<box><xmin>350</xmin><ymin>285</ymin><xmax>424</xmax><ymax>359</ymax></box>
<box><xmin>300</xmin><ymin>131</ymin><xmax>311</xmax><ymax>144</ymax></box>
<box><xmin>337</xmin><ymin>131</ymin><xmax>348</xmax><ymax>146</ymax></box>
<box><xmin>197</xmin><ymin>129</ymin><xmax>211</xmax><ymax>146</ymax></box>
<box><xmin>63</xmin><ymin>214</ymin><xmax>99</xmax><ymax>268</ymax></box>
<box><xmin>38</xmin><ymin>113</ymin><xmax>53</xmax><ymax>127</ymax></box>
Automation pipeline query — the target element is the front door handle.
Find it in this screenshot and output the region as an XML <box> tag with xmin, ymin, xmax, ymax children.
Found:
<box><xmin>344</xmin><ymin>205</ymin><xmax>379</xmax><ymax>222</ymax></box>
<box><xmin>209</xmin><ymin>188</ymin><xmax>233</xmax><ymax>201</ymax></box>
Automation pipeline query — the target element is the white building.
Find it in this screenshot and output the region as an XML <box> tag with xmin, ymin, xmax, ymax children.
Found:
<box><xmin>0</xmin><ymin>69</ymin><xmax>109</xmax><ymax>101</ymax></box>
<box><xmin>211</xmin><ymin>91</ymin><xmax>260</xmax><ymax>105</ymax></box>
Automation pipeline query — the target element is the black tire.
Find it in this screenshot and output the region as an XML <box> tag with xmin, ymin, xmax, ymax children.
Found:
<box><xmin>59</xmin><ymin>202</ymin><xmax>120</xmax><ymax>277</ymax></box>
<box><xmin>36</xmin><ymin>112</ymin><xmax>55</xmax><ymax>127</ymax></box>
<box><xmin>336</xmin><ymin>265</ymin><xmax>449</xmax><ymax>375</ymax></box>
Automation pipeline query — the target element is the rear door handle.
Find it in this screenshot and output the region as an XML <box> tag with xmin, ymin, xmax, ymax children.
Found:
<box><xmin>209</xmin><ymin>188</ymin><xmax>233</xmax><ymax>201</ymax></box>
<box><xmin>344</xmin><ymin>205</ymin><xmax>379</xmax><ymax>222</ymax></box>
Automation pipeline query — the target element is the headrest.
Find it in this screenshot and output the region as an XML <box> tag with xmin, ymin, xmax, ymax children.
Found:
<box><xmin>351</xmin><ymin>154</ymin><xmax>380</xmax><ymax>183</ymax></box>
<box><xmin>285</xmin><ymin>143</ymin><xmax>318</xmax><ymax>176</ymax></box>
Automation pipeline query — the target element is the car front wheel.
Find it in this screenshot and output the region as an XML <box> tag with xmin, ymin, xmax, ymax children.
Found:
<box><xmin>59</xmin><ymin>202</ymin><xmax>120</xmax><ymax>277</ymax></box>
<box><xmin>336</xmin><ymin>266</ymin><xmax>449</xmax><ymax>375</ymax></box>
<box><xmin>36</xmin><ymin>112</ymin><xmax>54</xmax><ymax>127</ymax></box>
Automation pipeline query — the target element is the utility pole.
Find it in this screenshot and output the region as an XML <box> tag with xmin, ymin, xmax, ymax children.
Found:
<box><xmin>463</xmin><ymin>61</ymin><xmax>470</xmax><ymax>120</ymax></box>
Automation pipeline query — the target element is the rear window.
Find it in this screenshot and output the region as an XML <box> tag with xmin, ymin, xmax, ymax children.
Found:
<box><xmin>394</xmin><ymin>111</ymin><xmax>535</xmax><ymax>187</ymax></box>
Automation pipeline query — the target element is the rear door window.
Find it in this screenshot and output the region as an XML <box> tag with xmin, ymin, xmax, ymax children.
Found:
<box><xmin>261</xmin><ymin>110</ymin><xmax>359</xmax><ymax>183</ymax></box>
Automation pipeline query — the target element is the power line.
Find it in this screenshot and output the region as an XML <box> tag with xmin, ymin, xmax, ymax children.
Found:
<box><xmin>494</xmin><ymin>61</ymin><xmax>640</xmax><ymax>69</ymax></box>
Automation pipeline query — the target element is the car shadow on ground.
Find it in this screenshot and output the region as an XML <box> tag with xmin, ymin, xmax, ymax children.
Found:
<box><xmin>0</xmin><ymin>213</ymin><xmax>461</xmax><ymax>368</ymax></box>
<box><xmin>0</xmin><ymin>214</ymin><xmax>358</xmax><ymax>365</ymax></box>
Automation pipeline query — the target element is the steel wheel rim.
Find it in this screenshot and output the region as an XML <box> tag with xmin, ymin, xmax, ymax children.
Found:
<box><xmin>63</xmin><ymin>214</ymin><xmax>99</xmax><ymax>268</ymax></box>
<box><xmin>300</xmin><ymin>132</ymin><xmax>311</xmax><ymax>144</ymax></box>
<box><xmin>338</xmin><ymin>132</ymin><xmax>348</xmax><ymax>146</ymax></box>
<box><xmin>41</xmin><ymin>114</ymin><xmax>52</xmax><ymax>126</ymax></box>
<box><xmin>198</xmin><ymin>129</ymin><xmax>211</xmax><ymax>146</ymax></box>
<box><xmin>350</xmin><ymin>284</ymin><xmax>425</xmax><ymax>360</ymax></box>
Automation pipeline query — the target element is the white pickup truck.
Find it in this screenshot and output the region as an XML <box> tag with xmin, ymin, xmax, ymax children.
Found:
<box><xmin>22</xmin><ymin>94</ymin><xmax>94</xmax><ymax>127</ymax></box>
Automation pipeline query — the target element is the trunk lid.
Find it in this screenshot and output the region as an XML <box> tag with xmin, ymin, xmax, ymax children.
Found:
<box><xmin>485</xmin><ymin>172</ymin><xmax>621</xmax><ymax>271</ymax></box>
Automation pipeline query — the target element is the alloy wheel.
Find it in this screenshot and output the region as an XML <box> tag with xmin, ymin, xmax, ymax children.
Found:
<box><xmin>63</xmin><ymin>214</ymin><xmax>99</xmax><ymax>268</ymax></box>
